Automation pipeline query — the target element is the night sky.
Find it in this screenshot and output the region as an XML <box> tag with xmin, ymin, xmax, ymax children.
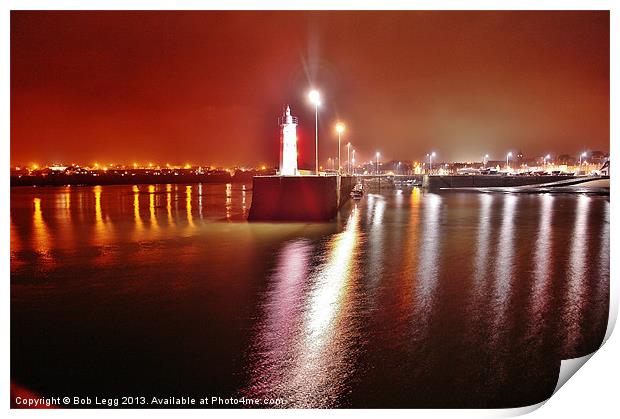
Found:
<box><xmin>11</xmin><ymin>11</ymin><xmax>609</xmax><ymax>168</ymax></box>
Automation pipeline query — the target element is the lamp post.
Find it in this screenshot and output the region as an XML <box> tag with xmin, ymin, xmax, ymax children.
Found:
<box><xmin>335</xmin><ymin>122</ymin><xmax>345</xmax><ymax>174</ymax></box>
<box><xmin>506</xmin><ymin>152</ymin><xmax>513</xmax><ymax>170</ymax></box>
<box><xmin>427</xmin><ymin>152</ymin><xmax>436</xmax><ymax>173</ymax></box>
<box><xmin>352</xmin><ymin>149</ymin><xmax>356</xmax><ymax>175</ymax></box>
<box><xmin>579</xmin><ymin>151</ymin><xmax>587</xmax><ymax>166</ymax></box>
<box><xmin>346</xmin><ymin>142</ymin><xmax>351</xmax><ymax>175</ymax></box>
<box><xmin>376</xmin><ymin>152</ymin><xmax>380</xmax><ymax>174</ymax></box>
<box><xmin>544</xmin><ymin>154</ymin><xmax>551</xmax><ymax>170</ymax></box>
<box><xmin>483</xmin><ymin>154</ymin><xmax>489</xmax><ymax>167</ymax></box>
<box><xmin>308</xmin><ymin>90</ymin><xmax>321</xmax><ymax>175</ymax></box>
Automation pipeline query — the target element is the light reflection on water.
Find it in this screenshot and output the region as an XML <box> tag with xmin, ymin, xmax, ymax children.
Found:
<box><xmin>564</xmin><ymin>195</ymin><xmax>590</xmax><ymax>352</ymax></box>
<box><xmin>10</xmin><ymin>185</ymin><xmax>609</xmax><ymax>408</ymax></box>
<box><xmin>526</xmin><ymin>194</ymin><xmax>554</xmax><ymax>344</ymax></box>
<box><xmin>245</xmin><ymin>205</ymin><xmax>362</xmax><ymax>407</ymax></box>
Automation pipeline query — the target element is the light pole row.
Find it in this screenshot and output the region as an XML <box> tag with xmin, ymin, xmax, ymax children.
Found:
<box><xmin>308</xmin><ymin>89</ymin><xmax>358</xmax><ymax>175</ymax></box>
<box><xmin>309</xmin><ymin>89</ymin><xmax>591</xmax><ymax>177</ymax></box>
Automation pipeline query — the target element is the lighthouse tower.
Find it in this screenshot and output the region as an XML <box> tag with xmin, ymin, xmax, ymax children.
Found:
<box><xmin>278</xmin><ymin>105</ymin><xmax>299</xmax><ymax>176</ymax></box>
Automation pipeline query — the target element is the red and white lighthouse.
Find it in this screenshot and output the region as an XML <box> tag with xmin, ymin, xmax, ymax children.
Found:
<box><xmin>278</xmin><ymin>105</ymin><xmax>299</xmax><ymax>176</ymax></box>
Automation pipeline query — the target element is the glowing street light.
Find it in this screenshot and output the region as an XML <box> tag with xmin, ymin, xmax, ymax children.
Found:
<box><xmin>335</xmin><ymin>122</ymin><xmax>345</xmax><ymax>174</ymax></box>
<box><xmin>427</xmin><ymin>152</ymin><xmax>436</xmax><ymax>172</ymax></box>
<box><xmin>483</xmin><ymin>154</ymin><xmax>489</xmax><ymax>167</ymax></box>
<box><xmin>376</xmin><ymin>152</ymin><xmax>381</xmax><ymax>174</ymax></box>
<box><xmin>579</xmin><ymin>151</ymin><xmax>587</xmax><ymax>166</ymax></box>
<box><xmin>308</xmin><ymin>89</ymin><xmax>321</xmax><ymax>175</ymax></box>
<box><xmin>346</xmin><ymin>142</ymin><xmax>352</xmax><ymax>175</ymax></box>
<box><xmin>544</xmin><ymin>154</ymin><xmax>551</xmax><ymax>169</ymax></box>
<box><xmin>506</xmin><ymin>152</ymin><xmax>513</xmax><ymax>170</ymax></box>
<box><xmin>352</xmin><ymin>149</ymin><xmax>356</xmax><ymax>175</ymax></box>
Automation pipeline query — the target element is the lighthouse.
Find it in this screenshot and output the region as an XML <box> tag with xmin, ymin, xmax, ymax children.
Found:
<box><xmin>278</xmin><ymin>105</ymin><xmax>299</xmax><ymax>176</ymax></box>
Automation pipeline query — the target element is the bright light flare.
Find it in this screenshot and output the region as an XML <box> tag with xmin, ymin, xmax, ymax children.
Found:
<box><xmin>335</xmin><ymin>122</ymin><xmax>345</xmax><ymax>134</ymax></box>
<box><xmin>308</xmin><ymin>90</ymin><xmax>321</xmax><ymax>106</ymax></box>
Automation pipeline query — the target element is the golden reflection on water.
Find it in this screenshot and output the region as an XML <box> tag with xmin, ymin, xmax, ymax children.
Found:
<box><xmin>242</xmin><ymin>184</ymin><xmax>247</xmax><ymax>216</ymax></box>
<box><xmin>94</xmin><ymin>186</ymin><xmax>103</xmax><ymax>224</ymax></box>
<box><xmin>226</xmin><ymin>183</ymin><xmax>232</xmax><ymax>220</ymax></box>
<box><xmin>166</xmin><ymin>184</ymin><xmax>174</xmax><ymax>226</ymax></box>
<box><xmin>306</xmin><ymin>205</ymin><xmax>360</xmax><ymax>345</ymax></box>
<box><xmin>247</xmin><ymin>205</ymin><xmax>362</xmax><ymax>407</ymax></box>
<box><xmin>186</xmin><ymin>185</ymin><xmax>194</xmax><ymax>226</ymax></box>
<box><xmin>64</xmin><ymin>188</ymin><xmax>71</xmax><ymax>210</ymax></box>
<box><xmin>32</xmin><ymin>197</ymin><xmax>51</xmax><ymax>254</ymax></box>
<box><xmin>93</xmin><ymin>185</ymin><xmax>110</xmax><ymax>241</ymax></box>
<box><xmin>198</xmin><ymin>184</ymin><xmax>203</xmax><ymax>219</ymax></box>
<box><xmin>133</xmin><ymin>185</ymin><xmax>143</xmax><ymax>231</ymax></box>
<box><xmin>148</xmin><ymin>185</ymin><xmax>158</xmax><ymax>230</ymax></box>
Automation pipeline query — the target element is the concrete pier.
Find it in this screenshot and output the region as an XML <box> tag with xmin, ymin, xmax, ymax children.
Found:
<box><xmin>248</xmin><ymin>175</ymin><xmax>355</xmax><ymax>221</ymax></box>
<box><xmin>423</xmin><ymin>174</ymin><xmax>579</xmax><ymax>190</ymax></box>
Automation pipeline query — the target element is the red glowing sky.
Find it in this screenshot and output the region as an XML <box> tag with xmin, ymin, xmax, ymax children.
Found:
<box><xmin>11</xmin><ymin>11</ymin><xmax>609</xmax><ymax>167</ymax></box>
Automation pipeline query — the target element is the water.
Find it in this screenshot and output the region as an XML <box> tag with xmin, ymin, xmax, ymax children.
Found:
<box><xmin>10</xmin><ymin>184</ymin><xmax>609</xmax><ymax>408</ymax></box>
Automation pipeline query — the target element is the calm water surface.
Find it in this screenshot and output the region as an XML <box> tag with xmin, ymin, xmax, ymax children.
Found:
<box><xmin>10</xmin><ymin>183</ymin><xmax>609</xmax><ymax>408</ymax></box>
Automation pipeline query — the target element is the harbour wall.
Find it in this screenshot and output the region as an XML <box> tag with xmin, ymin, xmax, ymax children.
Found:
<box><xmin>248</xmin><ymin>175</ymin><xmax>354</xmax><ymax>221</ymax></box>
<box><xmin>424</xmin><ymin>175</ymin><xmax>578</xmax><ymax>190</ymax></box>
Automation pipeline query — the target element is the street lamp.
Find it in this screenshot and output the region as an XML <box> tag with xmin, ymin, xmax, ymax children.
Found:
<box><xmin>308</xmin><ymin>89</ymin><xmax>321</xmax><ymax>175</ymax></box>
<box><xmin>483</xmin><ymin>154</ymin><xmax>489</xmax><ymax>167</ymax></box>
<box><xmin>579</xmin><ymin>151</ymin><xmax>587</xmax><ymax>166</ymax></box>
<box><xmin>346</xmin><ymin>142</ymin><xmax>351</xmax><ymax>175</ymax></box>
<box><xmin>506</xmin><ymin>152</ymin><xmax>513</xmax><ymax>170</ymax></box>
<box><xmin>427</xmin><ymin>152</ymin><xmax>436</xmax><ymax>172</ymax></box>
<box><xmin>376</xmin><ymin>152</ymin><xmax>380</xmax><ymax>174</ymax></box>
<box><xmin>544</xmin><ymin>154</ymin><xmax>551</xmax><ymax>169</ymax></box>
<box><xmin>335</xmin><ymin>122</ymin><xmax>345</xmax><ymax>174</ymax></box>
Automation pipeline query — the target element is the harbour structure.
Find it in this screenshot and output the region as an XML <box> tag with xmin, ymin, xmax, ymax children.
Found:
<box><xmin>248</xmin><ymin>105</ymin><xmax>354</xmax><ymax>221</ymax></box>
